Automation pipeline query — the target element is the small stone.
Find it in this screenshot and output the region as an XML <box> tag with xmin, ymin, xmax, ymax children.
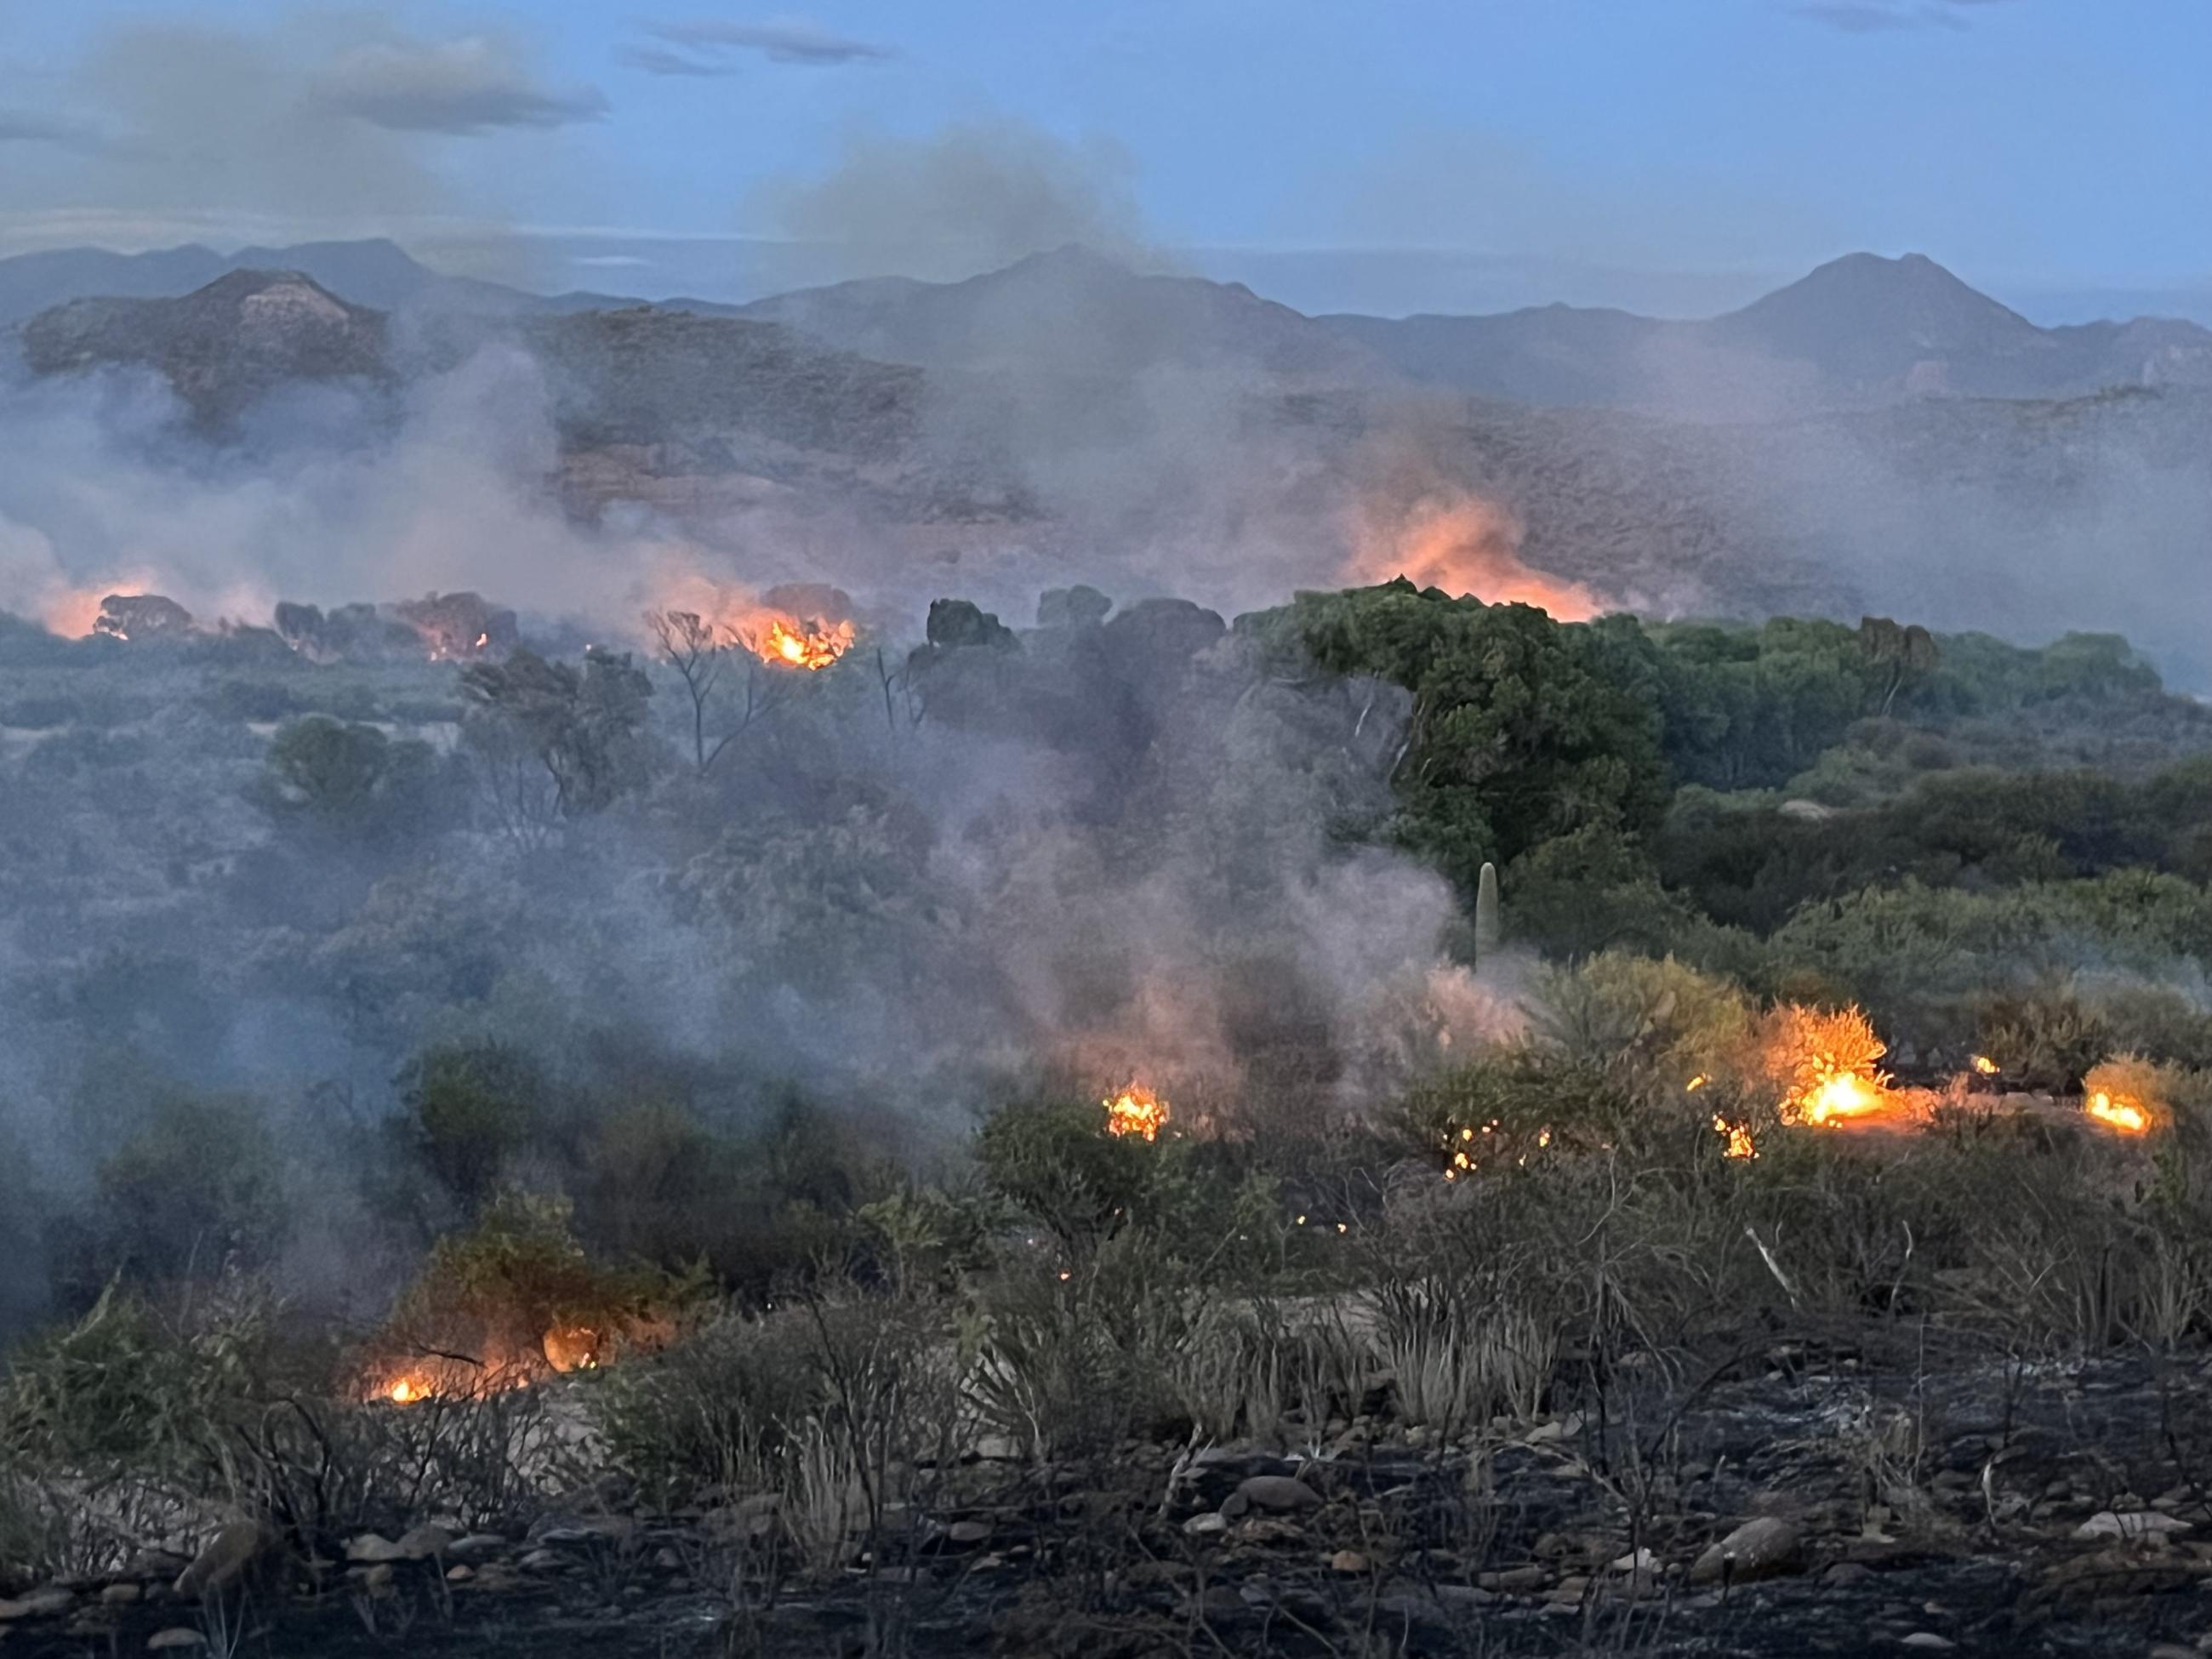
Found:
<box><xmin>446</xmin><ymin>1534</ymin><xmax>508</xmax><ymax>1561</ymax></box>
<box><xmin>396</xmin><ymin>1523</ymin><xmax>453</xmax><ymax>1561</ymax></box>
<box><xmin>1822</xmin><ymin>1561</ymin><xmax>1876</xmax><ymax>1587</ymax></box>
<box><xmin>146</xmin><ymin>1631</ymin><xmax>208</xmax><ymax>1652</ymax></box>
<box><xmin>100</xmin><ymin>1584</ymin><xmax>142</xmax><ymax>1605</ymax></box>
<box><xmin>1610</xmin><ymin>1548</ymin><xmax>1658</xmax><ymax>1572</ymax></box>
<box><xmin>1478</xmin><ymin>1565</ymin><xmax>1548</xmax><ymax>1593</ymax></box>
<box><xmin>2149</xmin><ymin>1646</ymin><xmax>2196</xmax><ymax>1659</ymax></box>
<box><xmin>0</xmin><ymin>1588</ymin><xmax>74</xmax><ymax>1620</ymax></box>
<box><xmin>944</xmin><ymin>1519</ymin><xmax>992</xmax><ymax>1546</ymax></box>
<box><xmin>1184</xmin><ymin>1511</ymin><xmax>1229</xmax><ymax>1537</ymax></box>
<box><xmin>445</xmin><ymin>1565</ymin><xmax>475</xmax><ymax>1583</ymax></box>
<box><xmin>345</xmin><ymin>1534</ymin><xmax>406</xmax><ymax>1565</ymax></box>
<box><xmin>1235</xmin><ymin>1475</ymin><xmax>1320</xmax><ymax>1513</ymax></box>
<box><xmin>1899</xmin><ymin>1635</ymin><xmax>1954</xmax><ymax>1650</ymax></box>
<box><xmin>2073</xmin><ymin>1511</ymin><xmax>2192</xmax><ymax>1541</ymax></box>
<box><xmin>1330</xmin><ymin>1550</ymin><xmax>1369</xmax><ymax>1574</ymax></box>
<box><xmin>1690</xmin><ymin>1515</ymin><xmax>1804</xmax><ymax>1585</ymax></box>
<box><xmin>972</xmin><ymin>1434</ymin><xmax>1023</xmax><ymax>1462</ymax></box>
<box><xmin>350</xmin><ymin>1564</ymin><xmax>395</xmax><ymax>1592</ymax></box>
<box><xmin>518</xmin><ymin>1548</ymin><xmax>562</xmax><ymax>1571</ymax></box>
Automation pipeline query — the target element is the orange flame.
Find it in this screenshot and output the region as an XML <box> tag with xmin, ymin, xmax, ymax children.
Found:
<box><xmin>2086</xmin><ymin>1091</ymin><xmax>2149</xmax><ymax>1134</ymax></box>
<box><xmin>738</xmin><ymin>612</ymin><xmax>856</xmax><ymax>671</ymax></box>
<box><xmin>1103</xmin><ymin>1083</ymin><xmax>1168</xmax><ymax>1141</ymax></box>
<box><xmin>1713</xmin><ymin>1115</ymin><xmax>1757</xmax><ymax>1160</ymax></box>
<box><xmin>1343</xmin><ymin>493</ymin><xmax>1602</xmax><ymax>620</ymax></box>
<box><xmin>1971</xmin><ymin>1055</ymin><xmax>1999</xmax><ymax>1077</ymax></box>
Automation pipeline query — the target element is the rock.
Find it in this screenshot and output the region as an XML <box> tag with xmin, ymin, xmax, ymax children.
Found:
<box><xmin>1524</xmin><ymin>1415</ymin><xmax>1583</xmax><ymax>1444</ymax></box>
<box><xmin>350</xmin><ymin>1563</ymin><xmax>395</xmax><ymax>1592</ymax></box>
<box><xmin>1478</xmin><ymin>1565</ymin><xmax>1548</xmax><ymax>1593</ymax></box>
<box><xmin>0</xmin><ymin>1588</ymin><xmax>74</xmax><ymax>1620</ymax></box>
<box><xmin>1822</xmin><ymin>1561</ymin><xmax>1876</xmax><ymax>1587</ymax></box>
<box><xmin>972</xmin><ymin>1434</ymin><xmax>1023</xmax><ymax>1462</ymax></box>
<box><xmin>1330</xmin><ymin>1550</ymin><xmax>1369</xmax><ymax>1574</ymax></box>
<box><xmin>1900</xmin><ymin>1636</ymin><xmax>1954</xmax><ymax>1651</ymax></box>
<box><xmin>2073</xmin><ymin>1510</ymin><xmax>2192</xmax><ymax>1541</ymax></box>
<box><xmin>396</xmin><ymin>1523</ymin><xmax>453</xmax><ymax>1561</ymax></box>
<box><xmin>1183</xmin><ymin>1511</ymin><xmax>1229</xmax><ymax>1537</ymax></box>
<box><xmin>345</xmin><ymin>1533</ymin><xmax>407</xmax><ymax>1565</ymax></box>
<box><xmin>1235</xmin><ymin>1475</ymin><xmax>1320</xmax><ymax>1513</ymax></box>
<box><xmin>517</xmin><ymin>1548</ymin><xmax>563</xmax><ymax>1571</ymax></box>
<box><xmin>100</xmin><ymin>1584</ymin><xmax>142</xmax><ymax>1605</ymax></box>
<box><xmin>445</xmin><ymin>1565</ymin><xmax>475</xmax><ymax>1583</ymax></box>
<box><xmin>1610</xmin><ymin>1548</ymin><xmax>1658</xmax><ymax>1573</ymax></box>
<box><xmin>446</xmin><ymin>1533</ymin><xmax>509</xmax><ymax>1561</ymax></box>
<box><xmin>146</xmin><ymin>1631</ymin><xmax>208</xmax><ymax>1652</ymax></box>
<box><xmin>1219</xmin><ymin>1492</ymin><xmax>1251</xmax><ymax>1520</ymax></box>
<box><xmin>944</xmin><ymin>1520</ymin><xmax>992</xmax><ymax>1547</ymax></box>
<box><xmin>1690</xmin><ymin>1516</ymin><xmax>1804</xmax><ymax>1585</ymax></box>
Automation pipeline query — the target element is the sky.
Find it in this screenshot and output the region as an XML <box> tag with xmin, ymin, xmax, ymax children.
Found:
<box><xmin>1</xmin><ymin>0</ymin><xmax>2208</xmax><ymax>319</ymax></box>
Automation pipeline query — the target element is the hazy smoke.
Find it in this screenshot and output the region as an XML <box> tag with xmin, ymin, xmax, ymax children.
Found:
<box><xmin>750</xmin><ymin>119</ymin><xmax>1157</xmax><ymax>284</ymax></box>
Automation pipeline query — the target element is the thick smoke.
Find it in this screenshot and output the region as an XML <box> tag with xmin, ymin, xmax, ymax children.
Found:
<box><xmin>0</xmin><ymin>305</ymin><xmax>1517</xmax><ymax>1333</ymax></box>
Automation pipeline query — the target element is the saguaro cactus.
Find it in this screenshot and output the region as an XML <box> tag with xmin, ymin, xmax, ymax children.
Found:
<box><xmin>1474</xmin><ymin>860</ymin><xmax>1501</xmax><ymax>961</ymax></box>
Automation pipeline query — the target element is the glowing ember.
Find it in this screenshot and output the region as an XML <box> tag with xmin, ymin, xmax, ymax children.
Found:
<box><xmin>738</xmin><ymin>613</ymin><xmax>856</xmax><ymax>671</ymax></box>
<box><xmin>1713</xmin><ymin>1115</ymin><xmax>1757</xmax><ymax>1159</ymax></box>
<box><xmin>388</xmin><ymin>1377</ymin><xmax>423</xmax><ymax>1404</ymax></box>
<box><xmin>1103</xmin><ymin>1083</ymin><xmax>1169</xmax><ymax>1141</ymax></box>
<box><xmin>1685</xmin><ymin>1075</ymin><xmax>1708</xmax><ymax>1092</ymax></box>
<box><xmin>2086</xmin><ymin>1091</ymin><xmax>2149</xmax><ymax>1134</ymax></box>
<box><xmin>1971</xmin><ymin>1055</ymin><xmax>1999</xmax><ymax>1076</ymax></box>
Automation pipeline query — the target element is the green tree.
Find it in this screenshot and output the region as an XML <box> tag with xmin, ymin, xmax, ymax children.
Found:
<box><xmin>254</xmin><ymin>715</ymin><xmax>444</xmax><ymax>848</ymax></box>
<box><xmin>1285</xmin><ymin>581</ymin><xmax>1669</xmax><ymax>892</ymax></box>
<box><xmin>459</xmin><ymin>647</ymin><xmax>657</xmax><ymax>831</ymax></box>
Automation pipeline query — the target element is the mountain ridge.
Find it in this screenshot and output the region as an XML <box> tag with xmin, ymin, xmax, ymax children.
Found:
<box><xmin>14</xmin><ymin>240</ymin><xmax>2212</xmax><ymax>413</ymax></box>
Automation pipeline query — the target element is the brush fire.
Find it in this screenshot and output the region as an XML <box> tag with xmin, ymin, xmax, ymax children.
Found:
<box><xmin>738</xmin><ymin>610</ymin><xmax>857</xmax><ymax>670</ymax></box>
<box><xmin>1103</xmin><ymin>1082</ymin><xmax>1169</xmax><ymax>1140</ymax></box>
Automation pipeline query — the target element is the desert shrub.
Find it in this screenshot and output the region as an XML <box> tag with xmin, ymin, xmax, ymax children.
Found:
<box><xmin>385</xmin><ymin>1190</ymin><xmax>669</xmax><ymax>1382</ymax></box>
<box><xmin>966</xmin><ymin>1237</ymin><xmax>1194</xmax><ymax>1457</ymax></box>
<box><xmin>1388</xmin><ymin>1047</ymin><xmax>1641</xmax><ymax>1167</ymax></box>
<box><xmin>1528</xmin><ymin>950</ymin><xmax>1755</xmax><ymax>1086</ymax></box>
<box><xmin>590</xmin><ymin>1308</ymin><xmax>821</xmax><ymax>1497</ymax></box>
<box><xmin>1975</xmin><ymin>989</ymin><xmax>2113</xmax><ymax>1091</ymax></box>
<box><xmin>2093</xmin><ymin>982</ymin><xmax>2212</xmax><ymax>1069</ymax></box>
<box><xmin>976</xmin><ymin>1097</ymin><xmax>1165</xmax><ymax>1251</ymax></box>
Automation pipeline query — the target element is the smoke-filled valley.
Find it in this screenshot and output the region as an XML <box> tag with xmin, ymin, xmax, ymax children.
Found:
<box><xmin>11</xmin><ymin>170</ymin><xmax>2212</xmax><ymax>1659</ymax></box>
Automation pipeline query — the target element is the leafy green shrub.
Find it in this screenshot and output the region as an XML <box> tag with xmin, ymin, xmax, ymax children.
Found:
<box><xmin>385</xmin><ymin>1191</ymin><xmax>670</xmax><ymax>1379</ymax></box>
<box><xmin>976</xmin><ymin>1097</ymin><xmax>1162</xmax><ymax>1251</ymax></box>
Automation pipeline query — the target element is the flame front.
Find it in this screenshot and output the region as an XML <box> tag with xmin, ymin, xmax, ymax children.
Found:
<box><xmin>1103</xmin><ymin>1083</ymin><xmax>1168</xmax><ymax>1141</ymax></box>
<box><xmin>740</xmin><ymin>613</ymin><xmax>855</xmax><ymax>671</ymax></box>
<box><xmin>1713</xmin><ymin>1115</ymin><xmax>1757</xmax><ymax>1159</ymax></box>
<box><xmin>1971</xmin><ymin>1054</ymin><xmax>1999</xmax><ymax>1077</ymax></box>
<box><xmin>2086</xmin><ymin>1091</ymin><xmax>2149</xmax><ymax>1134</ymax></box>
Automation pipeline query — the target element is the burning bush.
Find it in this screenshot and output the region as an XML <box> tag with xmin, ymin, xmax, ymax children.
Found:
<box><xmin>1754</xmin><ymin>1002</ymin><xmax>1902</xmax><ymax>1128</ymax></box>
<box><xmin>2081</xmin><ymin>1056</ymin><xmax>2167</xmax><ymax>1136</ymax></box>
<box><xmin>368</xmin><ymin>1192</ymin><xmax>681</xmax><ymax>1404</ymax></box>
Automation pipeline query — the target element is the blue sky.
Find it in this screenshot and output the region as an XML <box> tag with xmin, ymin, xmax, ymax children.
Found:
<box><xmin>2</xmin><ymin>0</ymin><xmax>2207</xmax><ymax>317</ymax></box>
